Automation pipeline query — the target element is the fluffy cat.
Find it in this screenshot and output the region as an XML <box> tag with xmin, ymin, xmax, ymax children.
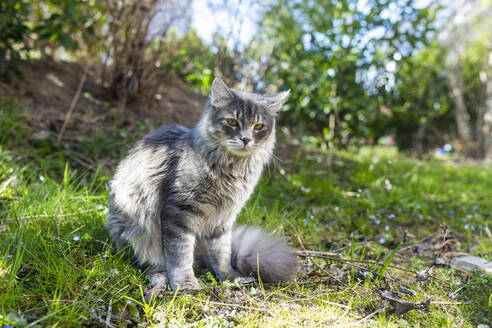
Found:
<box><xmin>107</xmin><ymin>78</ymin><xmax>296</xmax><ymax>291</ymax></box>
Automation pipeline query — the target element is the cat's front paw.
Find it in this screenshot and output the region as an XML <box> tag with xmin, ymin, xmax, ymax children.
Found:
<box><xmin>169</xmin><ymin>274</ymin><xmax>202</xmax><ymax>292</ymax></box>
<box><xmin>144</xmin><ymin>285</ymin><xmax>167</xmax><ymax>302</ymax></box>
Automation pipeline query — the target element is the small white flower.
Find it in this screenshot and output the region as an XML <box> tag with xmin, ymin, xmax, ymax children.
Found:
<box><xmin>378</xmin><ymin>237</ymin><xmax>386</xmax><ymax>244</ymax></box>
<box><xmin>73</xmin><ymin>235</ymin><xmax>80</xmax><ymax>241</ymax></box>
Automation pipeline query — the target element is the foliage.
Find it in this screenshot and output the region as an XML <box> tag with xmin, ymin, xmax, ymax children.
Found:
<box><xmin>0</xmin><ymin>0</ymin><xmax>31</xmax><ymax>79</ymax></box>
<box><xmin>251</xmin><ymin>0</ymin><xmax>442</xmax><ymax>148</ymax></box>
<box><xmin>161</xmin><ymin>28</ymin><xmax>258</xmax><ymax>93</ymax></box>
<box><xmin>0</xmin><ymin>0</ymin><xmax>104</xmax><ymax>79</ymax></box>
<box><xmin>382</xmin><ymin>41</ymin><xmax>455</xmax><ymax>151</ymax></box>
<box><xmin>30</xmin><ymin>0</ymin><xmax>105</xmax><ymax>54</ymax></box>
<box><xmin>161</xmin><ymin>29</ymin><xmax>216</xmax><ymax>93</ymax></box>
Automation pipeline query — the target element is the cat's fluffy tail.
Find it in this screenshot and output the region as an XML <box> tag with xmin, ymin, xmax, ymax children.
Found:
<box><xmin>231</xmin><ymin>226</ymin><xmax>297</xmax><ymax>283</ymax></box>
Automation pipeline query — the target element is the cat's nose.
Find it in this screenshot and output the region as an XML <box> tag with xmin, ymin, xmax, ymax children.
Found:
<box><xmin>241</xmin><ymin>137</ymin><xmax>251</xmax><ymax>145</ymax></box>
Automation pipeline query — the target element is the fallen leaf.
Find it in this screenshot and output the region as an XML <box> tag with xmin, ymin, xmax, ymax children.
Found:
<box><xmin>377</xmin><ymin>289</ymin><xmax>431</xmax><ymax>315</ymax></box>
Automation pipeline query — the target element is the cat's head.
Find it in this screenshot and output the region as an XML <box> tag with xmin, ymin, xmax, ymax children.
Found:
<box><xmin>202</xmin><ymin>78</ymin><xmax>290</xmax><ymax>157</ymax></box>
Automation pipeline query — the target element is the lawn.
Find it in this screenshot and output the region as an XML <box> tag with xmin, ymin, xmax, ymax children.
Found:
<box><xmin>1</xmin><ymin>99</ymin><xmax>491</xmax><ymax>327</ymax></box>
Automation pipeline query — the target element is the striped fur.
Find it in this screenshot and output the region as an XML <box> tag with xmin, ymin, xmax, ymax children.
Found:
<box><xmin>107</xmin><ymin>78</ymin><xmax>294</xmax><ymax>291</ymax></box>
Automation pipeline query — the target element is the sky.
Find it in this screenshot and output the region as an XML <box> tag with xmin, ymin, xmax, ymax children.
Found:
<box><xmin>190</xmin><ymin>0</ymin><xmax>438</xmax><ymax>46</ymax></box>
<box><xmin>191</xmin><ymin>0</ymin><xmax>260</xmax><ymax>45</ymax></box>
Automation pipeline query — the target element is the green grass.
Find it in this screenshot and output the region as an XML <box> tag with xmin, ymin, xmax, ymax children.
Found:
<box><xmin>1</xmin><ymin>99</ymin><xmax>491</xmax><ymax>327</ymax></box>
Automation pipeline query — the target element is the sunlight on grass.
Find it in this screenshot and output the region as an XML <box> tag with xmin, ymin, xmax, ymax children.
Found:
<box><xmin>1</xmin><ymin>105</ymin><xmax>491</xmax><ymax>327</ymax></box>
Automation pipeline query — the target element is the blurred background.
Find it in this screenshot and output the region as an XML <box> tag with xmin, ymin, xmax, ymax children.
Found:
<box><xmin>1</xmin><ymin>3</ymin><xmax>492</xmax><ymax>326</ymax></box>
<box><xmin>1</xmin><ymin>0</ymin><xmax>492</xmax><ymax>159</ymax></box>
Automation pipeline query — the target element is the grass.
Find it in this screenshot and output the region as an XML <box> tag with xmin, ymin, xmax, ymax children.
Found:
<box><xmin>1</xmin><ymin>99</ymin><xmax>491</xmax><ymax>327</ymax></box>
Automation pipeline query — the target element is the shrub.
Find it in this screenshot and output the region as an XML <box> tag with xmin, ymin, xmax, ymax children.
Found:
<box><xmin>0</xmin><ymin>0</ymin><xmax>31</xmax><ymax>79</ymax></box>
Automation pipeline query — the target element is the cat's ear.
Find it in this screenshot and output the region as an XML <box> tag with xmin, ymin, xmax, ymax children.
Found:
<box><xmin>266</xmin><ymin>89</ymin><xmax>290</xmax><ymax>116</ymax></box>
<box><xmin>211</xmin><ymin>78</ymin><xmax>233</xmax><ymax>108</ymax></box>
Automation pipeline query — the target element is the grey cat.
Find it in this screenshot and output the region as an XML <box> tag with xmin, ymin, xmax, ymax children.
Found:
<box><xmin>107</xmin><ymin>78</ymin><xmax>296</xmax><ymax>291</ymax></box>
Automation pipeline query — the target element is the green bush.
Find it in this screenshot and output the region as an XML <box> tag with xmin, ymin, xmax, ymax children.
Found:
<box><xmin>0</xmin><ymin>0</ymin><xmax>104</xmax><ymax>79</ymax></box>
<box><xmin>0</xmin><ymin>0</ymin><xmax>31</xmax><ymax>79</ymax></box>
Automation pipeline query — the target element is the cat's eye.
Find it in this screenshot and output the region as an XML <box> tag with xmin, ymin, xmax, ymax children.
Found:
<box><xmin>253</xmin><ymin>123</ymin><xmax>264</xmax><ymax>130</ymax></box>
<box><xmin>227</xmin><ymin>119</ymin><xmax>239</xmax><ymax>127</ymax></box>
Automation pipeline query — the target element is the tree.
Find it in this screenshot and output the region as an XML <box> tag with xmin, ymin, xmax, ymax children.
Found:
<box><xmin>254</xmin><ymin>0</ymin><xmax>440</xmax><ymax>148</ymax></box>
<box><xmin>383</xmin><ymin>40</ymin><xmax>454</xmax><ymax>151</ymax></box>
<box><xmin>442</xmin><ymin>0</ymin><xmax>492</xmax><ymax>158</ymax></box>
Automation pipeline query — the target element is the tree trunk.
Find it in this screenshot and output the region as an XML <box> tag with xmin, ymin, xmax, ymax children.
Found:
<box><xmin>448</xmin><ymin>66</ymin><xmax>474</xmax><ymax>156</ymax></box>
<box><xmin>449</xmin><ymin>67</ymin><xmax>473</xmax><ymax>141</ymax></box>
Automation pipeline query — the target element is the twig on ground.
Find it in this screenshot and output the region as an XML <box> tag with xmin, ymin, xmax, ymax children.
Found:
<box><xmin>190</xmin><ymin>296</ymin><xmax>274</xmax><ymax>316</ymax></box>
<box><xmin>58</xmin><ymin>63</ymin><xmax>89</xmax><ymax>143</ymax></box>
<box><xmin>448</xmin><ymin>286</ymin><xmax>464</xmax><ymax>299</ymax></box>
<box><xmin>309</xmin><ymin>258</ymin><xmax>348</xmax><ymax>287</ymax></box>
<box><xmin>297</xmin><ymin>251</ymin><xmax>416</xmax><ymax>274</ymax></box>
<box><xmin>377</xmin><ymin>289</ymin><xmax>430</xmax><ymax>315</ymax></box>
<box><xmin>287</xmin><ymin>219</ymin><xmax>307</xmax><ymax>251</ymax></box>
<box><xmin>432</xmin><ymin>301</ymin><xmax>472</xmax><ymax>305</ymax></box>
<box><xmin>299</xmin><ymin>250</ymin><xmax>453</xmax><ymax>286</ymax></box>
<box><xmin>64</xmin><ymin>151</ymin><xmax>97</xmax><ymax>172</ymax></box>
<box><xmin>301</xmin><ymin>250</ymin><xmax>339</xmax><ymax>257</ymax></box>
<box><xmin>425</xmin><ymin>223</ymin><xmax>450</xmax><ymax>275</ymax></box>
<box><xmin>398</xmin><ymin>233</ymin><xmax>436</xmax><ymax>252</ymax></box>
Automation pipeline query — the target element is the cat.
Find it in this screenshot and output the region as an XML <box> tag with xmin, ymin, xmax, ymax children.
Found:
<box><xmin>107</xmin><ymin>77</ymin><xmax>296</xmax><ymax>291</ymax></box>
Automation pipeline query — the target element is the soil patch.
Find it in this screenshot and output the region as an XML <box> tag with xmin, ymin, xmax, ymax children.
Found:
<box><xmin>0</xmin><ymin>59</ymin><xmax>207</xmax><ymax>136</ymax></box>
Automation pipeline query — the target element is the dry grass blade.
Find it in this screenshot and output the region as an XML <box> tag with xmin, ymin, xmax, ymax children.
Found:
<box><xmin>2</xmin><ymin>209</ymin><xmax>95</xmax><ymax>222</ymax></box>
<box><xmin>190</xmin><ymin>296</ymin><xmax>274</xmax><ymax>316</ymax></box>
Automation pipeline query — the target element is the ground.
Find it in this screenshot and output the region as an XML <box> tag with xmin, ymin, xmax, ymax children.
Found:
<box><xmin>0</xmin><ymin>63</ymin><xmax>491</xmax><ymax>327</ymax></box>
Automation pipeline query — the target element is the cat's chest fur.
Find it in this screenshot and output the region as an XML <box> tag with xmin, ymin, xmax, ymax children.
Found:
<box><xmin>174</xmin><ymin>152</ymin><xmax>262</xmax><ymax>229</ymax></box>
